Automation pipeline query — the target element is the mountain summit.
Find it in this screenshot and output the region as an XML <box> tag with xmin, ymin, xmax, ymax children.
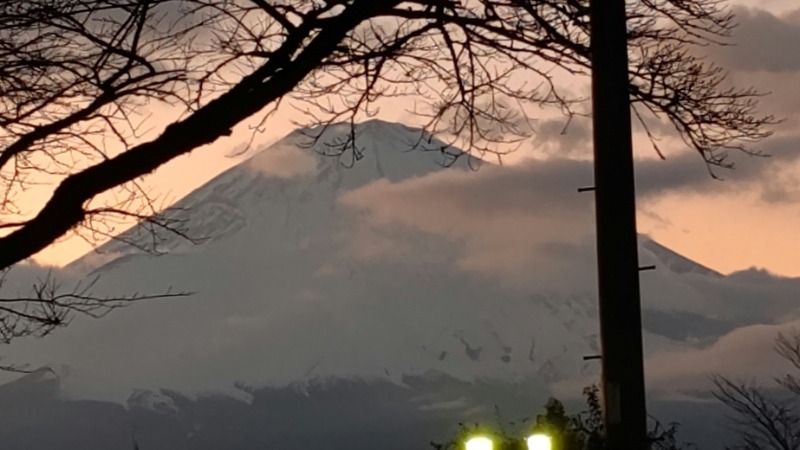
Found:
<box><xmin>71</xmin><ymin>119</ymin><xmax>478</xmax><ymax>271</ymax></box>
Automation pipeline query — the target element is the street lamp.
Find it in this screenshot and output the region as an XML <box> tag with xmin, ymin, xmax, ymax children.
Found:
<box><xmin>526</xmin><ymin>434</ymin><xmax>552</xmax><ymax>450</ymax></box>
<box><xmin>464</xmin><ymin>433</ymin><xmax>552</xmax><ymax>450</ymax></box>
<box><xmin>465</xmin><ymin>436</ymin><xmax>493</xmax><ymax>450</ymax></box>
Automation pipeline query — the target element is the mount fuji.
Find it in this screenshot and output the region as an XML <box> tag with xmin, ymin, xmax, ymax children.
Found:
<box><xmin>0</xmin><ymin>120</ymin><xmax>797</xmax><ymax>450</ymax></box>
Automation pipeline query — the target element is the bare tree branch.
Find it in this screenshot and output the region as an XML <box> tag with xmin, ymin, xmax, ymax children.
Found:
<box><xmin>0</xmin><ymin>269</ymin><xmax>189</xmax><ymax>346</ymax></box>
<box><xmin>714</xmin><ymin>331</ymin><xmax>800</xmax><ymax>450</ymax></box>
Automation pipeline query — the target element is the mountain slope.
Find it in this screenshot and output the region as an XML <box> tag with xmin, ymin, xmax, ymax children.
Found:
<box><xmin>1</xmin><ymin>120</ymin><xmax>794</xmax><ymax>450</ymax></box>
<box><xmin>7</xmin><ymin>120</ymin><xmax>757</xmax><ymax>395</ymax></box>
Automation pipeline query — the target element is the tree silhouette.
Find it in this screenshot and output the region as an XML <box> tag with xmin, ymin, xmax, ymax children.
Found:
<box><xmin>432</xmin><ymin>386</ymin><xmax>693</xmax><ymax>450</ymax></box>
<box><xmin>714</xmin><ymin>331</ymin><xmax>800</xmax><ymax>450</ymax></box>
<box><xmin>0</xmin><ymin>0</ymin><xmax>777</xmax><ymax>339</ymax></box>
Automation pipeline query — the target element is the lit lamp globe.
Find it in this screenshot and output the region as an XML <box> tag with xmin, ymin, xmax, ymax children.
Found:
<box><xmin>526</xmin><ymin>434</ymin><xmax>552</xmax><ymax>450</ymax></box>
<box><xmin>465</xmin><ymin>436</ymin><xmax>493</xmax><ymax>450</ymax></box>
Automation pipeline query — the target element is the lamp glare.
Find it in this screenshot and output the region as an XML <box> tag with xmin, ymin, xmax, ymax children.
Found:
<box><xmin>465</xmin><ymin>436</ymin><xmax>493</xmax><ymax>450</ymax></box>
<box><xmin>526</xmin><ymin>434</ymin><xmax>552</xmax><ymax>450</ymax></box>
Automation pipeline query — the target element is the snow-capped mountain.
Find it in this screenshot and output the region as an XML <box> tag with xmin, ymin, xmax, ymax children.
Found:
<box><xmin>52</xmin><ymin>119</ymin><xmax>609</xmax><ymax>391</ymax></box>
<box><xmin>1</xmin><ymin>120</ymin><xmax>797</xmax><ymax>450</ymax></box>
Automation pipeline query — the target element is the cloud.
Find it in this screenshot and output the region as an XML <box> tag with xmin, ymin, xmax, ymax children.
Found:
<box><xmin>634</xmin><ymin>132</ymin><xmax>800</xmax><ymax>204</ymax></box>
<box><xmin>706</xmin><ymin>7</ymin><xmax>800</xmax><ymax>73</ymax></box>
<box><xmin>338</xmin><ymin>155</ymin><xmax>800</xmax><ymax>310</ymax></box>
<box><xmin>695</xmin><ymin>7</ymin><xmax>800</xmax><ymax>124</ymax></box>
<box><xmin>338</xmin><ymin>159</ymin><xmax>598</xmax><ymax>291</ymax></box>
<box><xmin>531</xmin><ymin>117</ymin><xmax>592</xmax><ymax>158</ymax></box>
<box><xmin>246</xmin><ymin>143</ymin><xmax>318</xmax><ymax>179</ymax></box>
<box><xmin>498</xmin><ymin>99</ymin><xmax>800</xmax><ymax>208</ymax></box>
<box><xmin>787</xmin><ymin>8</ymin><xmax>800</xmax><ymax>25</ymax></box>
<box><xmin>552</xmin><ymin>320</ymin><xmax>800</xmax><ymax>401</ymax></box>
<box><xmin>338</xmin><ymin>141</ymin><xmax>800</xmax><ymax>288</ymax></box>
<box><xmin>645</xmin><ymin>321</ymin><xmax>800</xmax><ymax>393</ymax></box>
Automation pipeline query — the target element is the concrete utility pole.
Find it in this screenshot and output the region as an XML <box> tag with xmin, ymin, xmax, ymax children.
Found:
<box><xmin>588</xmin><ymin>1</ymin><xmax>649</xmax><ymax>449</ymax></box>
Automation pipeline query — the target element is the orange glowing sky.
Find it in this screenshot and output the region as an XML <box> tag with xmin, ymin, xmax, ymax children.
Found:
<box><xmin>27</xmin><ymin>0</ymin><xmax>800</xmax><ymax>278</ymax></box>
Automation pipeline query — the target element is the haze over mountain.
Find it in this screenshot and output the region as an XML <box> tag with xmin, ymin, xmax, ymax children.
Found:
<box><xmin>1</xmin><ymin>120</ymin><xmax>798</xmax><ymax>450</ymax></box>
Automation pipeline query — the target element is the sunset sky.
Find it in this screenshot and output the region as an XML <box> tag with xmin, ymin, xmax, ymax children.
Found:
<box><xmin>29</xmin><ymin>0</ymin><xmax>799</xmax><ymax>278</ymax></box>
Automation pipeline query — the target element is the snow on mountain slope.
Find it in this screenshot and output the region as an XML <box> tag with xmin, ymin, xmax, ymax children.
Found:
<box><xmin>642</xmin><ymin>239</ymin><xmax>723</xmax><ymax>278</ymax></box>
<box><xmin>70</xmin><ymin>120</ymin><xmax>475</xmax><ymax>271</ymax></box>
<box><xmin>7</xmin><ymin>121</ymin><xmax>585</xmax><ymax>397</ymax></box>
<box><xmin>4</xmin><ymin>120</ymin><xmax>793</xmax><ymax>403</ymax></box>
